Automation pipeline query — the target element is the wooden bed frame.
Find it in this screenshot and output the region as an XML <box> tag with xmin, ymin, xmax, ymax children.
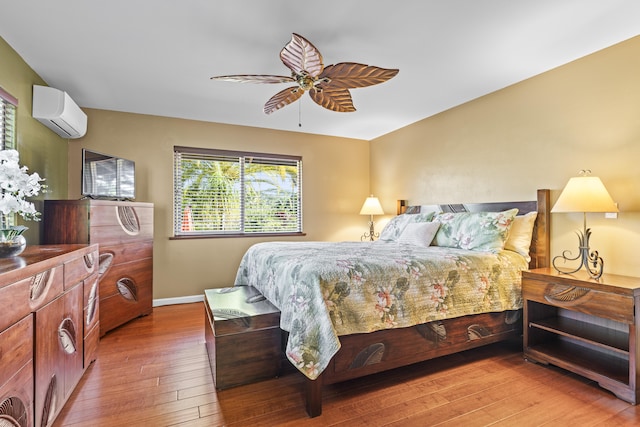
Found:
<box><xmin>302</xmin><ymin>189</ymin><xmax>551</xmax><ymax>417</ymax></box>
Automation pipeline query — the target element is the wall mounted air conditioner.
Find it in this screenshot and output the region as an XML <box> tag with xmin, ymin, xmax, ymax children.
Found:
<box><xmin>32</xmin><ymin>85</ymin><xmax>88</xmax><ymax>139</ymax></box>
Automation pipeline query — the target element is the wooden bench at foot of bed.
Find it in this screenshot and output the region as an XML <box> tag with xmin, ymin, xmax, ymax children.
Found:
<box><xmin>204</xmin><ymin>286</ymin><xmax>282</xmax><ymax>390</ymax></box>
<box><xmin>304</xmin><ymin>309</ymin><xmax>523</xmax><ymax>417</ymax></box>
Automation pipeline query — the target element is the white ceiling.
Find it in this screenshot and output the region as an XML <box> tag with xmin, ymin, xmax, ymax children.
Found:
<box><xmin>2</xmin><ymin>1</ymin><xmax>640</xmax><ymax>141</ymax></box>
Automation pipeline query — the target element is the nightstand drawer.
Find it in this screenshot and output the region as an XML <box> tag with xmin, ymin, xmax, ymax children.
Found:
<box><xmin>522</xmin><ymin>276</ymin><xmax>634</xmax><ymax>323</ymax></box>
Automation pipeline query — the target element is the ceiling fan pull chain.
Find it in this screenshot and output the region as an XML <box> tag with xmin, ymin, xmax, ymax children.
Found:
<box><xmin>299</xmin><ymin>100</ymin><xmax>302</xmax><ymax>127</ymax></box>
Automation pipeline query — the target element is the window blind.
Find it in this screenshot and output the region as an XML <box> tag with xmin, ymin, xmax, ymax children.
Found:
<box><xmin>174</xmin><ymin>146</ymin><xmax>302</xmax><ymax>236</ymax></box>
<box><xmin>0</xmin><ymin>87</ymin><xmax>18</xmax><ymax>150</ymax></box>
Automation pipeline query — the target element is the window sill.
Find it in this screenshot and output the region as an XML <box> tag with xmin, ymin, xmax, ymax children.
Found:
<box><xmin>170</xmin><ymin>232</ymin><xmax>307</xmax><ymax>240</ymax></box>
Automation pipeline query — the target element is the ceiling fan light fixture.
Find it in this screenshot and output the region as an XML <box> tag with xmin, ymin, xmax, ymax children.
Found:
<box><xmin>211</xmin><ymin>33</ymin><xmax>398</xmax><ymax>115</ymax></box>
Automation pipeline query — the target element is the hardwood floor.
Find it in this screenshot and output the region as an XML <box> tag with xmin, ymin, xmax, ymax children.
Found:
<box><xmin>54</xmin><ymin>302</ymin><xmax>640</xmax><ymax>426</ymax></box>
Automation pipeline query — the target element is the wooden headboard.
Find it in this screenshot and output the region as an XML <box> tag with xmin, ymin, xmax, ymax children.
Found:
<box><xmin>399</xmin><ymin>189</ymin><xmax>550</xmax><ymax>269</ymax></box>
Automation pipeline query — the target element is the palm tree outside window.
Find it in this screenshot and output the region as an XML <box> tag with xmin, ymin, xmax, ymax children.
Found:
<box><xmin>173</xmin><ymin>146</ymin><xmax>302</xmax><ymax>237</ymax></box>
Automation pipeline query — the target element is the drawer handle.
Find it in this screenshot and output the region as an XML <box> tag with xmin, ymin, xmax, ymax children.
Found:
<box><xmin>505</xmin><ymin>310</ymin><xmax>521</xmax><ymax>325</ymax></box>
<box><xmin>468</xmin><ymin>324</ymin><xmax>491</xmax><ymax>340</ymax></box>
<box><xmin>0</xmin><ymin>396</ymin><xmax>28</xmax><ymax>427</ymax></box>
<box><xmin>83</xmin><ymin>253</ymin><xmax>96</xmax><ymax>270</ymax></box>
<box><xmin>58</xmin><ymin>318</ymin><xmax>78</xmax><ymax>355</ymax></box>
<box><xmin>544</xmin><ymin>284</ymin><xmax>591</xmax><ymax>304</ymax></box>
<box><xmin>349</xmin><ymin>342</ymin><xmax>386</xmax><ymax>369</ymax></box>
<box><xmin>41</xmin><ymin>375</ymin><xmax>59</xmax><ymax>427</ymax></box>
<box><xmin>116</xmin><ymin>206</ymin><xmax>141</xmax><ymax>235</ymax></box>
<box><xmin>416</xmin><ymin>321</ymin><xmax>447</xmax><ymax>343</ymax></box>
<box><xmin>30</xmin><ymin>270</ymin><xmax>52</xmax><ymax>301</ymax></box>
<box><xmin>117</xmin><ymin>278</ymin><xmax>138</xmax><ymax>302</ymax></box>
<box><xmin>98</xmin><ymin>252</ymin><xmax>114</xmax><ymax>277</ymax></box>
<box><xmin>86</xmin><ymin>279</ymin><xmax>99</xmax><ymax>326</ymax></box>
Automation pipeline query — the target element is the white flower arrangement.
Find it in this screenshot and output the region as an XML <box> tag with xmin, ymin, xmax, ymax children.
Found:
<box><xmin>0</xmin><ymin>149</ymin><xmax>46</xmax><ymax>238</ymax></box>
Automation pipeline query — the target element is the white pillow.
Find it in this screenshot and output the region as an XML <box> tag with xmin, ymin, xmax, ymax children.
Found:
<box><xmin>504</xmin><ymin>211</ymin><xmax>537</xmax><ymax>261</ymax></box>
<box><xmin>397</xmin><ymin>221</ymin><xmax>441</xmax><ymax>247</ymax></box>
<box><xmin>379</xmin><ymin>212</ymin><xmax>435</xmax><ymax>242</ymax></box>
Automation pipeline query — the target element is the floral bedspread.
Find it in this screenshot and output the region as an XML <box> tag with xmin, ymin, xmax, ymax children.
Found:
<box><xmin>233</xmin><ymin>241</ymin><xmax>528</xmax><ymax>380</ymax></box>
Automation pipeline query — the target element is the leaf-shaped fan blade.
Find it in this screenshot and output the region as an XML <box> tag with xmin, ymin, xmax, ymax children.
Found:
<box><xmin>318</xmin><ymin>63</ymin><xmax>399</xmax><ymax>89</ymax></box>
<box><xmin>264</xmin><ymin>86</ymin><xmax>304</xmax><ymax>114</ymax></box>
<box><xmin>280</xmin><ymin>33</ymin><xmax>324</xmax><ymax>78</ymax></box>
<box><xmin>210</xmin><ymin>74</ymin><xmax>295</xmax><ymax>84</ymax></box>
<box><xmin>309</xmin><ymin>87</ymin><xmax>356</xmax><ymax>113</ymax></box>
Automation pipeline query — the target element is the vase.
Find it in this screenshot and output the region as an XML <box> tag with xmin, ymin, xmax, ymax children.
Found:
<box><xmin>0</xmin><ymin>233</ymin><xmax>27</xmax><ymax>258</ymax></box>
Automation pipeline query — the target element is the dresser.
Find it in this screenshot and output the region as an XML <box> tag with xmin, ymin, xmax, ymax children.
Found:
<box><xmin>43</xmin><ymin>200</ymin><xmax>153</xmax><ymax>336</ymax></box>
<box><xmin>523</xmin><ymin>267</ymin><xmax>640</xmax><ymax>404</ymax></box>
<box><xmin>0</xmin><ymin>244</ymin><xmax>98</xmax><ymax>427</ymax></box>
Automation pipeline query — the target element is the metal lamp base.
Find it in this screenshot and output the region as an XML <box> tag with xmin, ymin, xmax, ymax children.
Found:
<box><xmin>552</xmin><ymin>226</ymin><xmax>604</xmax><ymax>280</ymax></box>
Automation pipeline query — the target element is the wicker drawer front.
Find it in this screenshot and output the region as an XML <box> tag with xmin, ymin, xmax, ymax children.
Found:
<box><xmin>522</xmin><ymin>277</ymin><xmax>634</xmax><ymax>323</ymax></box>
<box><xmin>0</xmin><ymin>315</ymin><xmax>33</xmax><ymax>388</ymax></box>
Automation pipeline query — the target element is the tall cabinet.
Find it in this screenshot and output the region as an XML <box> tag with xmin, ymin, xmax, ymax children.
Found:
<box><xmin>43</xmin><ymin>200</ymin><xmax>153</xmax><ymax>336</ymax></box>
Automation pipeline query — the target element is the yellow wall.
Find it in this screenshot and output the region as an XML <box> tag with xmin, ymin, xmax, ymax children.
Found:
<box><xmin>4</xmin><ymin>32</ymin><xmax>640</xmax><ymax>297</ymax></box>
<box><xmin>69</xmin><ymin>110</ymin><xmax>370</xmax><ymax>298</ymax></box>
<box><xmin>0</xmin><ymin>37</ymin><xmax>69</xmax><ymax>244</ymax></box>
<box><xmin>371</xmin><ymin>35</ymin><xmax>640</xmax><ymax>277</ymax></box>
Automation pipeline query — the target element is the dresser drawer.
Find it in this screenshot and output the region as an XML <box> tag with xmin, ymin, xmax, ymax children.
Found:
<box><xmin>64</xmin><ymin>249</ymin><xmax>98</xmax><ymax>289</ymax></box>
<box><xmin>98</xmin><ymin>241</ymin><xmax>153</xmax><ymax>275</ymax></box>
<box><xmin>522</xmin><ymin>276</ymin><xmax>635</xmax><ymax>323</ymax></box>
<box><xmin>89</xmin><ymin>204</ymin><xmax>153</xmax><ymax>227</ymax></box>
<box><xmin>0</xmin><ymin>266</ymin><xmax>64</xmax><ymax>331</ymax></box>
<box><xmin>0</xmin><ymin>314</ymin><xmax>33</xmax><ymax>388</ymax></box>
<box><xmin>89</xmin><ymin>204</ymin><xmax>153</xmax><ymax>244</ymax></box>
<box><xmin>99</xmin><ymin>285</ymin><xmax>152</xmax><ymax>335</ymax></box>
<box><xmin>98</xmin><ymin>257</ymin><xmax>152</xmax><ymax>299</ymax></box>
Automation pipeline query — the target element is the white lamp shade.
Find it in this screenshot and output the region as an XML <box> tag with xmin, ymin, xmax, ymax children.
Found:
<box><xmin>551</xmin><ymin>176</ymin><xmax>618</xmax><ymax>213</ymax></box>
<box><xmin>360</xmin><ymin>196</ymin><xmax>384</xmax><ymax>216</ymax></box>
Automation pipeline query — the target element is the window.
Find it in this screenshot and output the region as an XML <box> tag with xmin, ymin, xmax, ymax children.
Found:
<box><xmin>0</xmin><ymin>87</ymin><xmax>17</xmax><ymax>150</ymax></box>
<box><xmin>173</xmin><ymin>146</ymin><xmax>302</xmax><ymax>237</ymax></box>
<box><xmin>1</xmin><ymin>88</ymin><xmax>18</xmax><ymax>228</ymax></box>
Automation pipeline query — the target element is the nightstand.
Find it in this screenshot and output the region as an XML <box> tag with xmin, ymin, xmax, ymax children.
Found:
<box><xmin>522</xmin><ymin>267</ymin><xmax>640</xmax><ymax>404</ymax></box>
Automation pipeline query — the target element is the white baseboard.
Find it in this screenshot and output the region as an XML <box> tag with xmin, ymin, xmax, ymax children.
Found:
<box><xmin>153</xmin><ymin>294</ymin><xmax>204</xmax><ymax>307</ymax></box>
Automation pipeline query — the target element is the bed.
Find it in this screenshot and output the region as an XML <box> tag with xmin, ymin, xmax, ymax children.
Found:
<box><xmin>234</xmin><ymin>189</ymin><xmax>550</xmax><ymax>417</ymax></box>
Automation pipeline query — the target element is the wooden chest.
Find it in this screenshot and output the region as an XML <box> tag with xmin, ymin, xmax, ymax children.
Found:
<box><xmin>204</xmin><ymin>286</ymin><xmax>281</xmax><ymax>390</ymax></box>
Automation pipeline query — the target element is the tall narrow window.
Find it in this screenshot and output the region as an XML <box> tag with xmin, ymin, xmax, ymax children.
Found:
<box><xmin>0</xmin><ymin>87</ymin><xmax>17</xmax><ymax>150</ymax></box>
<box><xmin>173</xmin><ymin>146</ymin><xmax>302</xmax><ymax>237</ymax></box>
<box><xmin>1</xmin><ymin>88</ymin><xmax>18</xmax><ymax>228</ymax></box>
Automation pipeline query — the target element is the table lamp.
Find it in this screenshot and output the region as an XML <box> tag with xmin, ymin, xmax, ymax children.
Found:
<box><xmin>360</xmin><ymin>195</ymin><xmax>384</xmax><ymax>241</ymax></box>
<box><xmin>551</xmin><ymin>170</ymin><xmax>618</xmax><ymax>279</ymax></box>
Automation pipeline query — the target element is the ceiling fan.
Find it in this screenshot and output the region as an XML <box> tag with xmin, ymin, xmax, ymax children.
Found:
<box><xmin>210</xmin><ymin>33</ymin><xmax>399</xmax><ymax>115</ymax></box>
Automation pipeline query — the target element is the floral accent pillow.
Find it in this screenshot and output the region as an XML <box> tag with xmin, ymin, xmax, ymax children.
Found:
<box><xmin>396</xmin><ymin>221</ymin><xmax>441</xmax><ymax>247</ymax></box>
<box><xmin>433</xmin><ymin>208</ymin><xmax>518</xmax><ymax>253</ymax></box>
<box><xmin>379</xmin><ymin>212</ymin><xmax>435</xmax><ymax>242</ymax></box>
